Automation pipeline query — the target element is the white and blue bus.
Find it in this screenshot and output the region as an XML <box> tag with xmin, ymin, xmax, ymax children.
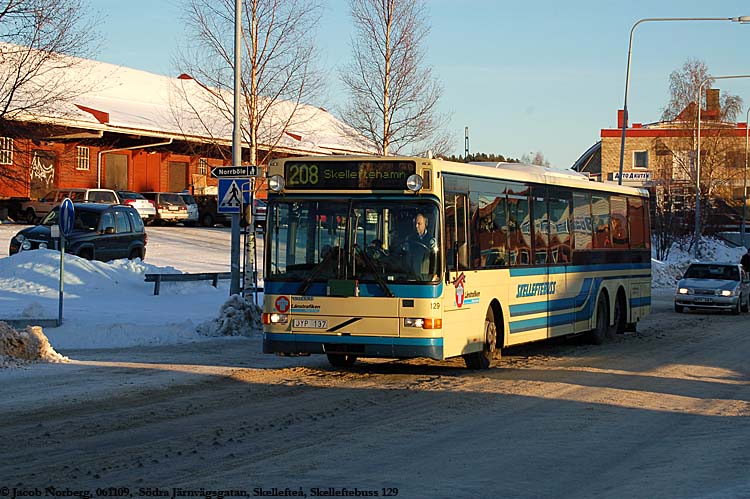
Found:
<box><xmin>261</xmin><ymin>156</ymin><xmax>651</xmax><ymax>369</ymax></box>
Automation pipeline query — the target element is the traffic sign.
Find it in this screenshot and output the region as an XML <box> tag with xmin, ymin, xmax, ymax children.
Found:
<box><xmin>217</xmin><ymin>178</ymin><xmax>251</xmax><ymax>214</ymax></box>
<box><xmin>60</xmin><ymin>198</ymin><xmax>75</xmax><ymax>237</ymax></box>
<box><xmin>211</xmin><ymin>165</ymin><xmax>257</xmax><ymax>178</ymax></box>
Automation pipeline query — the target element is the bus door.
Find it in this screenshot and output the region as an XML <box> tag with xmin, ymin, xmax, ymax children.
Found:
<box><xmin>547</xmin><ymin>189</ymin><xmax>574</xmax><ymax>336</ymax></box>
<box><xmin>443</xmin><ymin>192</ymin><xmax>474</xmax><ymax>354</ymax></box>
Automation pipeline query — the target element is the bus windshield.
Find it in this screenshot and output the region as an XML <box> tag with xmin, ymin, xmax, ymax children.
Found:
<box><xmin>266</xmin><ymin>200</ymin><xmax>441</xmax><ymax>285</ymax></box>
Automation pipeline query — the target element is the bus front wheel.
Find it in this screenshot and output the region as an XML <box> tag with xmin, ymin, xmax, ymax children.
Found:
<box><xmin>327</xmin><ymin>353</ymin><xmax>357</xmax><ymax>368</ymax></box>
<box><xmin>464</xmin><ymin>308</ymin><xmax>497</xmax><ymax>370</ymax></box>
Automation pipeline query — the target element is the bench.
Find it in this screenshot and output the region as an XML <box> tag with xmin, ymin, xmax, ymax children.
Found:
<box><xmin>144</xmin><ymin>272</ymin><xmax>233</xmax><ymax>295</ymax></box>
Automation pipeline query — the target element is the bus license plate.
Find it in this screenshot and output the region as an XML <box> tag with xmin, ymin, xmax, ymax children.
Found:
<box><xmin>293</xmin><ymin>319</ymin><xmax>328</xmax><ymax>329</ymax></box>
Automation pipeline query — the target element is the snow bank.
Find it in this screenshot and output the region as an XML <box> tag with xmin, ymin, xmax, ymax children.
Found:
<box><xmin>651</xmin><ymin>237</ymin><xmax>746</xmax><ymax>288</ymax></box>
<box><xmin>0</xmin><ymin>321</ymin><xmax>69</xmax><ymax>368</ymax></box>
<box><xmin>197</xmin><ymin>294</ymin><xmax>262</xmax><ymax>337</ymax></box>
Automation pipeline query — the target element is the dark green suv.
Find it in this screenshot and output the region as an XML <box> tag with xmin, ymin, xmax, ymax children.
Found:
<box><xmin>9</xmin><ymin>203</ymin><xmax>147</xmax><ymax>261</ymax></box>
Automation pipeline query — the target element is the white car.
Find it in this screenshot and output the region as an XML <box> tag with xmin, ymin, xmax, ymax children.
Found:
<box><xmin>141</xmin><ymin>192</ymin><xmax>189</xmax><ymax>224</ymax></box>
<box><xmin>22</xmin><ymin>188</ymin><xmax>120</xmax><ymax>224</ymax></box>
<box><xmin>179</xmin><ymin>193</ymin><xmax>200</xmax><ymax>226</ymax></box>
<box><xmin>675</xmin><ymin>262</ymin><xmax>750</xmax><ymax>314</ymax></box>
<box><xmin>116</xmin><ymin>191</ymin><xmax>157</xmax><ymax>223</ymax></box>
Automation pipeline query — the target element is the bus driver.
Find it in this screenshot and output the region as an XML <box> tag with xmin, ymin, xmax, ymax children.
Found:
<box><xmin>402</xmin><ymin>212</ymin><xmax>438</xmax><ymax>278</ymax></box>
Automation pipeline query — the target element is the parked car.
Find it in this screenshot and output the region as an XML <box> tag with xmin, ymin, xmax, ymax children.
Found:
<box><xmin>194</xmin><ymin>194</ymin><xmax>230</xmax><ymax>227</ymax></box>
<box><xmin>140</xmin><ymin>192</ymin><xmax>189</xmax><ymax>224</ymax></box>
<box><xmin>116</xmin><ymin>190</ymin><xmax>157</xmax><ymax>223</ymax></box>
<box><xmin>21</xmin><ymin>188</ymin><xmax>120</xmax><ymax>224</ymax></box>
<box><xmin>9</xmin><ymin>203</ymin><xmax>147</xmax><ymax>262</ymax></box>
<box><xmin>193</xmin><ymin>194</ymin><xmax>264</xmax><ymax>230</ymax></box>
<box><xmin>178</xmin><ymin>192</ymin><xmax>199</xmax><ymax>226</ymax></box>
<box><xmin>674</xmin><ymin>262</ymin><xmax>750</xmax><ymax>314</ymax></box>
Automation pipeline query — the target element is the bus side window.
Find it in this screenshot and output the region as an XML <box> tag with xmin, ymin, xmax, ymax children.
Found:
<box><xmin>573</xmin><ymin>192</ymin><xmax>592</xmax><ymax>250</ymax></box>
<box><xmin>592</xmin><ymin>194</ymin><xmax>611</xmax><ymax>249</ymax></box>
<box><xmin>610</xmin><ymin>196</ymin><xmax>628</xmax><ymax>249</ymax></box>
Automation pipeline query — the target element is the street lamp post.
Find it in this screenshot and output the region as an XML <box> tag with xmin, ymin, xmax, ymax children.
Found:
<box><xmin>693</xmin><ymin>74</ymin><xmax>750</xmax><ymax>260</ymax></box>
<box><xmin>618</xmin><ymin>16</ymin><xmax>750</xmax><ymax>186</ymax></box>
<box><xmin>743</xmin><ymin>106</ymin><xmax>750</xmax><ymax>247</ymax></box>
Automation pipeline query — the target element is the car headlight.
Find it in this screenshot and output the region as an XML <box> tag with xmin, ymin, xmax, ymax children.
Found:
<box><xmin>720</xmin><ymin>289</ymin><xmax>734</xmax><ymax>297</ymax></box>
<box><xmin>15</xmin><ymin>234</ymin><xmax>25</xmax><ymax>242</ymax></box>
<box><xmin>677</xmin><ymin>287</ymin><xmax>690</xmax><ymax>295</ymax></box>
<box><xmin>38</xmin><ymin>242</ymin><xmax>48</xmax><ymax>249</ymax></box>
<box><xmin>21</xmin><ymin>239</ymin><xmax>31</xmax><ymax>250</ymax></box>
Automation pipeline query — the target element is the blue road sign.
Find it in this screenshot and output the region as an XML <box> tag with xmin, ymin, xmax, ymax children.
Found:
<box><xmin>60</xmin><ymin>198</ymin><xmax>75</xmax><ymax>237</ymax></box>
<box><xmin>217</xmin><ymin>178</ymin><xmax>251</xmax><ymax>214</ymax></box>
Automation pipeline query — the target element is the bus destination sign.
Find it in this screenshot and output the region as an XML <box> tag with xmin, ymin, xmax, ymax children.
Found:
<box><xmin>284</xmin><ymin>161</ymin><xmax>416</xmax><ymax>190</ymax></box>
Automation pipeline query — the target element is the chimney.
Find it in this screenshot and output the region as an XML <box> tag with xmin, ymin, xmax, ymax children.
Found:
<box><xmin>706</xmin><ymin>88</ymin><xmax>720</xmax><ymax>112</ymax></box>
<box><xmin>617</xmin><ymin>109</ymin><xmax>627</xmax><ymax>129</ymax></box>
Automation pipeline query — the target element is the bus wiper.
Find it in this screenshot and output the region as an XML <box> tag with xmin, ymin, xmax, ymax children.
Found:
<box><xmin>354</xmin><ymin>245</ymin><xmax>394</xmax><ymax>297</ymax></box>
<box><xmin>296</xmin><ymin>248</ymin><xmax>337</xmax><ymax>295</ymax></box>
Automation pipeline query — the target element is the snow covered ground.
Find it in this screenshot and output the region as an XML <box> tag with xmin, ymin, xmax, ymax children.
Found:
<box><xmin>0</xmin><ymin>220</ymin><xmax>746</xmax><ymax>360</ymax></box>
<box><xmin>0</xmin><ymin>224</ymin><xmax>263</xmax><ymax>359</ymax></box>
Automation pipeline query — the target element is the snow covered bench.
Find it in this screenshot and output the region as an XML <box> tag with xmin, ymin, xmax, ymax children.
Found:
<box><xmin>144</xmin><ymin>272</ymin><xmax>233</xmax><ymax>295</ymax></box>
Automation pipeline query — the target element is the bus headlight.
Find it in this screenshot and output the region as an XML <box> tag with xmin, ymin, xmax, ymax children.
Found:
<box><xmin>406</xmin><ymin>174</ymin><xmax>423</xmax><ymax>192</ymax></box>
<box><xmin>262</xmin><ymin>312</ymin><xmax>289</xmax><ymax>324</ymax></box>
<box><xmin>269</xmin><ymin>175</ymin><xmax>285</xmax><ymax>193</ymax></box>
<box><xmin>404</xmin><ymin>317</ymin><xmax>442</xmax><ymax>329</ymax></box>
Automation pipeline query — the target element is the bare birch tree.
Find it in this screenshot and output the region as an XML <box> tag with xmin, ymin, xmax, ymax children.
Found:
<box><xmin>0</xmin><ymin>0</ymin><xmax>99</xmax><ymax>122</ymax></box>
<box><xmin>0</xmin><ymin>0</ymin><xmax>100</xmax><ymax>189</ymax></box>
<box><xmin>177</xmin><ymin>0</ymin><xmax>323</xmax><ymax>167</ymax></box>
<box><xmin>339</xmin><ymin>0</ymin><xmax>446</xmax><ymax>156</ymax></box>
<box><xmin>655</xmin><ymin>59</ymin><xmax>744</xmax><ymax>235</ymax></box>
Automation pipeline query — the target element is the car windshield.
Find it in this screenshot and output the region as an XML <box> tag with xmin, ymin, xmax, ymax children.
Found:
<box><xmin>180</xmin><ymin>194</ymin><xmax>196</xmax><ymax>205</ymax></box>
<box><xmin>266</xmin><ymin>199</ymin><xmax>441</xmax><ymax>285</ymax></box>
<box><xmin>119</xmin><ymin>191</ymin><xmax>145</xmax><ymax>200</ymax></box>
<box><xmin>684</xmin><ymin>264</ymin><xmax>739</xmax><ymax>281</ymax></box>
<box><xmin>41</xmin><ymin>208</ymin><xmax>100</xmax><ymax>231</ymax></box>
<box><xmin>158</xmin><ymin>193</ymin><xmax>185</xmax><ymax>205</ymax></box>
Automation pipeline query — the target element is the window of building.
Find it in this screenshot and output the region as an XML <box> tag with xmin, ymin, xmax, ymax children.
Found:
<box><xmin>0</xmin><ymin>137</ymin><xmax>13</xmax><ymax>165</ymax></box>
<box><xmin>198</xmin><ymin>158</ymin><xmax>208</xmax><ymax>176</ymax></box>
<box><xmin>633</xmin><ymin>150</ymin><xmax>648</xmax><ymax>169</ymax></box>
<box><xmin>76</xmin><ymin>146</ymin><xmax>90</xmax><ymax>170</ymax></box>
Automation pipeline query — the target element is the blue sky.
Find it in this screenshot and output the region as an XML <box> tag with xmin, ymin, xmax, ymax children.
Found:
<box><xmin>98</xmin><ymin>0</ymin><xmax>750</xmax><ymax>168</ymax></box>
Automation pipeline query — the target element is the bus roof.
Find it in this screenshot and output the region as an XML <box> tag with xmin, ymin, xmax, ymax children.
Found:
<box><xmin>441</xmin><ymin>159</ymin><xmax>649</xmax><ymax>198</ymax></box>
<box><xmin>271</xmin><ymin>155</ymin><xmax>650</xmax><ymax>198</ymax></box>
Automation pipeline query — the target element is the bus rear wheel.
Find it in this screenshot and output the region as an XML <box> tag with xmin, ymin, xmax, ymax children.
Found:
<box><xmin>326</xmin><ymin>353</ymin><xmax>357</xmax><ymax>368</ymax></box>
<box><xmin>464</xmin><ymin>308</ymin><xmax>497</xmax><ymax>370</ymax></box>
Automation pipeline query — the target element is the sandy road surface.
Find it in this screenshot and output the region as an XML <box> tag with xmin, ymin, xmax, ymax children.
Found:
<box><xmin>2</xmin><ymin>290</ymin><xmax>750</xmax><ymax>498</ymax></box>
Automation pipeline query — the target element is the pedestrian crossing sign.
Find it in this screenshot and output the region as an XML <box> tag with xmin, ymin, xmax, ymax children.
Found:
<box><xmin>218</xmin><ymin>178</ymin><xmax>251</xmax><ymax>213</ymax></box>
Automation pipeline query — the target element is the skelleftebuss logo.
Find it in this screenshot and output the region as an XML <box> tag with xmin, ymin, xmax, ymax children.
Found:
<box><xmin>275</xmin><ymin>296</ymin><xmax>290</xmax><ymax>313</ymax></box>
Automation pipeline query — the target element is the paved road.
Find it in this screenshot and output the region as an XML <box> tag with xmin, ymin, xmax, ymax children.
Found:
<box><xmin>1</xmin><ymin>289</ymin><xmax>749</xmax><ymax>498</ymax></box>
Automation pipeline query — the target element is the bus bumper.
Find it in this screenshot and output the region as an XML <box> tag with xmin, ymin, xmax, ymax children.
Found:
<box><xmin>263</xmin><ymin>332</ymin><xmax>444</xmax><ymax>360</ymax></box>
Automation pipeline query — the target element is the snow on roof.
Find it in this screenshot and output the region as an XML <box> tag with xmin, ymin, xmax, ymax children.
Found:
<box><xmin>2</xmin><ymin>42</ymin><xmax>376</xmax><ymax>155</ymax></box>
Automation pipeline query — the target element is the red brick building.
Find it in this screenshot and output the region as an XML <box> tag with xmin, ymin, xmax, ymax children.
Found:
<box><xmin>0</xmin><ymin>47</ymin><xmax>374</xmax><ymax>216</ymax></box>
<box><xmin>573</xmin><ymin>89</ymin><xmax>750</xmax><ymax>229</ymax></box>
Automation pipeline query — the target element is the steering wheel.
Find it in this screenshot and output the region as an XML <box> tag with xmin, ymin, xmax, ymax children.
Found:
<box><xmin>408</xmin><ymin>240</ymin><xmax>430</xmax><ymax>252</ymax></box>
<box><xmin>365</xmin><ymin>245</ymin><xmax>388</xmax><ymax>260</ymax></box>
